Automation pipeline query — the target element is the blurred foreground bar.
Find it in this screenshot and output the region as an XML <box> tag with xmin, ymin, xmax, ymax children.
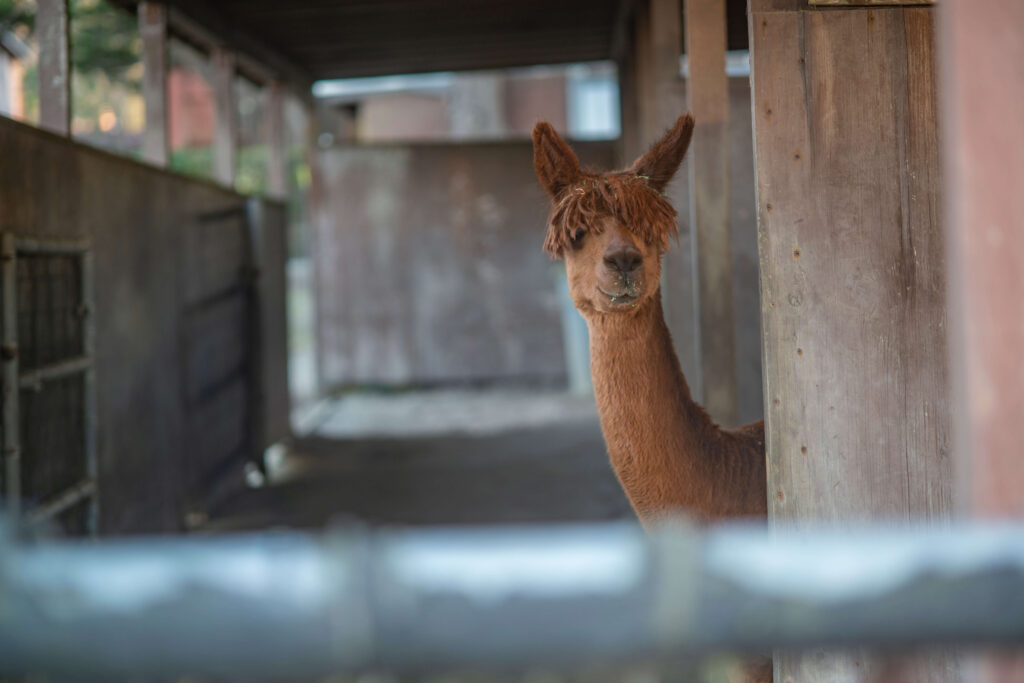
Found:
<box><xmin>1</xmin><ymin>520</ymin><xmax>1023</xmax><ymax>679</ymax></box>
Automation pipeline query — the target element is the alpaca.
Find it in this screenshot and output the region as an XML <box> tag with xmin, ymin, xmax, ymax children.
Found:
<box><xmin>533</xmin><ymin>113</ymin><xmax>771</xmax><ymax>683</ymax></box>
<box><xmin>531</xmin><ymin>114</ymin><xmax>767</xmax><ymax>525</ymax></box>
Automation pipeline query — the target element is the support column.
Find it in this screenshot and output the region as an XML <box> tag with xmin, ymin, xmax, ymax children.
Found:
<box><xmin>211</xmin><ymin>46</ymin><xmax>237</xmax><ymax>187</ymax></box>
<box><xmin>750</xmin><ymin>2</ymin><xmax>956</xmax><ymax>680</ymax></box>
<box><xmin>942</xmin><ymin>1</ymin><xmax>1024</xmax><ymax>680</ymax></box>
<box><xmin>683</xmin><ymin>0</ymin><xmax>737</xmax><ymax>427</ymax></box>
<box><xmin>37</xmin><ymin>0</ymin><xmax>70</xmax><ymax>136</ymax></box>
<box><xmin>139</xmin><ymin>2</ymin><xmax>169</xmax><ymax>166</ymax></box>
<box><xmin>621</xmin><ymin>0</ymin><xmax>701</xmax><ymax>404</ymax></box>
<box><xmin>266</xmin><ymin>81</ymin><xmax>287</xmax><ymax>199</ymax></box>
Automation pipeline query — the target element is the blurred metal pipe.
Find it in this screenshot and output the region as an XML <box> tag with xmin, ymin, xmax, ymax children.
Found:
<box><xmin>1</xmin><ymin>521</ymin><xmax>1023</xmax><ymax>679</ymax></box>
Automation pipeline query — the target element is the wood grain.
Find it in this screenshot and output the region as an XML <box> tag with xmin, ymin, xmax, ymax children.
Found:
<box><xmin>750</xmin><ymin>5</ymin><xmax>956</xmax><ymax>680</ymax></box>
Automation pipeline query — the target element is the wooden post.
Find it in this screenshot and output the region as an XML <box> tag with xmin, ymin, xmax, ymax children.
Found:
<box><xmin>211</xmin><ymin>46</ymin><xmax>237</xmax><ymax>187</ymax></box>
<box><xmin>941</xmin><ymin>1</ymin><xmax>1024</xmax><ymax>680</ymax></box>
<box><xmin>621</xmin><ymin>0</ymin><xmax>702</xmax><ymax>403</ymax></box>
<box><xmin>139</xmin><ymin>2</ymin><xmax>169</xmax><ymax>166</ymax></box>
<box><xmin>266</xmin><ymin>81</ymin><xmax>287</xmax><ymax>199</ymax></box>
<box><xmin>683</xmin><ymin>0</ymin><xmax>737</xmax><ymax>427</ymax></box>
<box><xmin>37</xmin><ymin>0</ymin><xmax>70</xmax><ymax>135</ymax></box>
<box><xmin>750</xmin><ymin>2</ymin><xmax>957</xmax><ymax>680</ymax></box>
<box><xmin>305</xmin><ymin>99</ymin><xmax>325</xmax><ymax>397</ymax></box>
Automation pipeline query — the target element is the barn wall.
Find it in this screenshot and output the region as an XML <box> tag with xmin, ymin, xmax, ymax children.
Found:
<box><xmin>0</xmin><ymin>116</ymin><xmax>289</xmax><ymax>534</ymax></box>
<box><xmin>749</xmin><ymin>3</ymin><xmax>955</xmax><ymax>680</ymax></box>
<box><xmin>313</xmin><ymin>140</ymin><xmax>617</xmax><ymax>389</ymax></box>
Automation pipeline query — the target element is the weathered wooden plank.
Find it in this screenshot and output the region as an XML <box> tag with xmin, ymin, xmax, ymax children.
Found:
<box><xmin>941</xmin><ymin>0</ymin><xmax>1024</xmax><ymax>678</ymax></box>
<box><xmin>266</xmin><ymin>81</ymin><xmax>287</xmax><ymax>198</ymax></box>
<box><xmin>0</xmin><ymin>115</ymin><xmax>263</xmax><ymax>533</ymax></box>
<box><xmin>211</xmin><ymin>47</ymin><xmax>238</xmax><ymax>187</ymax></box>
<box><xmin>622</xmin><ymin>0</ymin><xmax>702</xmax><ymax>401</ymax></box>
<box><xmin>185</xmin><ymin>377</ymin><xmax>247</xmax><ymax>495</ymax></box>
<box><xmin>750</xmin><ymin>5</ymin><xmax>955</xmax><ymax>681</ymax></box>
<box><xmin>183</xmin><ymin>296</ymin><xmax>246</xmax><ymax>404</ymax></box>
<box><xmin>139</xmin><ymin>2</ymin><xmax>170</xmax><ymax>167</ymax></box>
<box><xmin>249</xmin><ymin>199</ymin><xmax>291</xmax><ymax>448</ymax></box>
<box><xmin>684</xmin><ymin>0</ymin><xmax>737</xmax><ymax>427</ymax></box>
<box><xmin>36</xmin><ymin>0</ymin><xmax>70</xmax><ymax>136</ymax></box>
<box><xmin>313</xmin><ymin>142</ymin><xmax>617</xmax><ymax>388</ymax></box>
<box><xmin>182</xmin><ymin>211</ymin><xmax>246</xmax><ymax>306</ymax></box>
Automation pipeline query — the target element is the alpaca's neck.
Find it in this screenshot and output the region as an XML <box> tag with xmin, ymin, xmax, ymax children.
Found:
<box><xmin>585</xmin><ymin>292</ymin><xmax>760</xmax><ymax>523</ymax></box>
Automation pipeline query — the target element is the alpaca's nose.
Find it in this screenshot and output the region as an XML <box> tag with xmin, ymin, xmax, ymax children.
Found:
<box><xmin>603</xmin><ymin>246</ymin><xmax>643</xmax><ymax>274</ymax></box>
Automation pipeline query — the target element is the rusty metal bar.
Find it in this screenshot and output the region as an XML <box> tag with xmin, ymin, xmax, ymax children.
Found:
<box><xmin>0</xmin><ymin>521</ymin><xmax>1023</xmax><ymax>680</ymax></box>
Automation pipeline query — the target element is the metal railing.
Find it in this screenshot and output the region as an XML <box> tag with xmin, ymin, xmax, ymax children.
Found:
<box><xmin>1</xmin><ymin>519</ymin><xmax>1023</xmax><ymax>679</ymax></box>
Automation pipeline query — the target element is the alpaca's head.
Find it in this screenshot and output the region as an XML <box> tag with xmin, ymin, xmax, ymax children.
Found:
<box><xmin>532</xmin><ymin>114</ymin><xmax>694</xmax><ymax>315</ymax></box>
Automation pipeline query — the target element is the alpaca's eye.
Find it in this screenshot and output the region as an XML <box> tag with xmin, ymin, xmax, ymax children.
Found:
<box><xmin>569</xmin><ymin>228</ymin><xmax>585</xmax><ymax>249</ymax></box>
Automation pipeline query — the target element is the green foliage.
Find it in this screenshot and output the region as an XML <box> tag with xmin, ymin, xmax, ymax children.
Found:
<box><xmin>0</xmin><ymin>0</ymin><xmax>140</xmax><ymax>90</ymax></box>
<box><xmin>70</xmin><ymin>0</ymin><xmax>140</xmax><ymax>89</ymax></box>
<box><xmin>0</xmin><ymin>0</ymin><xmax>33</xmax><ymax>33</ymax></box>
<box><xmin>237</xmin><ymin>144</ymin><xmax>269</xmax><ymax>196</ymax></box>
<box><xmin>170</xmin><ymin>146</ymin><xmax>214</xmax><ymax>181</ymax></box>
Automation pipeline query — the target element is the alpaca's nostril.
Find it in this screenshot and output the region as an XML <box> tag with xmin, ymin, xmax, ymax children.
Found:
<box><xmin>604</xmin><ymin>247</ymin><xmax>643</xmax><ymax>273</ymax></box>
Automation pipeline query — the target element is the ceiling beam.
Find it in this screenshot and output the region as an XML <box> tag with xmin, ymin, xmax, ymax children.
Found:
<box><xmin>159</xmin><ymin>0</ymin><xmax>314</xmax><ymax>100</ymax></box>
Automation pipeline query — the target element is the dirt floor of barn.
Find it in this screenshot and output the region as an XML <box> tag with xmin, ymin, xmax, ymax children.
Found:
<box><xmin>202</xmin><ymin>389</ymin><xmax>633</xmax><ymax>531</ymax></box>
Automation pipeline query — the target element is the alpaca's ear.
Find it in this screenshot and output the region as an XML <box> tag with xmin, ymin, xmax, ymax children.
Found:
<box><xmin>627</xmin><ymin>113</ymin><xmax>695</xmax><ymax>193</ymax></box>
<box><xmin>532</xmin><ymin>122</ymin><xmax>581</xmax><ymax>198</ymax></box>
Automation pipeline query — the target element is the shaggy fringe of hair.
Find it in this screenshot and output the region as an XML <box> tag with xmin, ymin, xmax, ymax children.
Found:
<box><xmin>543</xmin><ymin>172</ymin><xmax>678</xmax><ymax>257</ymax></box>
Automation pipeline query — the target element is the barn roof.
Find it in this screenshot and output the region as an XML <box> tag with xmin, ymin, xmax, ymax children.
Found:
<box><xmin>155</xmin><ymin>0</ymin><xmax>750</xmax><ymax>88</ymax></box>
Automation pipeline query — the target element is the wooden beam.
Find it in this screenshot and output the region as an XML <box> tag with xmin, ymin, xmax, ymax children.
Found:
<box><xmin>211</xmin><ymin>46</ymin><xmax>237</xmax><ymax>187</ymax></box>
<box><xmin>624</xmin><ymin>0</ymin><xmax>703</xmax><ymax>413</ymax></box>
<box><xmin>941</xmin><ymin>0</ymin><xmax>1024</xmax><ymax>676</ymax></box>
<box><xmin>751</xmin><ymin>4</ymin><xmax>957</xmax><ymax>681</ymax></box>
<box><xmin>164</xmin><ymin>0</ymin><xmax>313</xmax><ymax>101</ymax></box>
<box><xmin>684</xmin><ymin>0</ymin><xmax>737</xmax><ymax>427</ymax></box>
<box><xmin>266</xmin><ymin>81</ymin><xmax>287</xmax><ymax>199</ymax></box>
<box><xmin>37</xmin><ymin>0</ymin><xmax>70</xmax><ymax>135</ymax></box>
<box><xmin>139</xmin><ymin>2</ymin><xmax>169</xmax><ymax>166</ymax></box>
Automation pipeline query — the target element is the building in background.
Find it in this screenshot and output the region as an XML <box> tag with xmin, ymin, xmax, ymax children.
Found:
<box><xmin>313</xmin><ymin>62</ymin><xmax>619</xmax><ymax>143</ymax></box>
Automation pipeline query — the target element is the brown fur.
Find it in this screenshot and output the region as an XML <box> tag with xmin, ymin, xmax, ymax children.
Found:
<box><xmin>531</xmin><ymin>115</ymin><xmax>767</xmax><ymax>524</ymax></box>
<box><xmin>534</xmin><ymin>113</ymin><xmax>770</xmax><ymax>683</ymax></box>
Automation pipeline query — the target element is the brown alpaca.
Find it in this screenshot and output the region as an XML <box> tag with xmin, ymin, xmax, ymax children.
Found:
<box><xmin>531</xmin><ymin>114</ymin><xmax>767</xmax><ymax>525</ymax></box>
<box><xmin>534</xmin><ymin>114</ymin><xmax>771</xmax><ymax>683</ymax></box>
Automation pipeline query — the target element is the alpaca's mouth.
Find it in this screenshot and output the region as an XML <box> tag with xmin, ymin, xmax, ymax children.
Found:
<box><xmin>598</xmin><ymin>288</ymin><xmax>639</xmax><ymax>305</ymax></box>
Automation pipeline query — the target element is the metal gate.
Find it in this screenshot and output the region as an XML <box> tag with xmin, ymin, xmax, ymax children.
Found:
<box><xmin>0</xmin><ymin>233</ymin><xmax>97</xmax><ymax>535</ymax></box>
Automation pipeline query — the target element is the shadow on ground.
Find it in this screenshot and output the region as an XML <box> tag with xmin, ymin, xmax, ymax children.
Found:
<box><xmin>206</xmin><ymin>420</ymin><xmax>634</xmax><ymax>531</ymax></box>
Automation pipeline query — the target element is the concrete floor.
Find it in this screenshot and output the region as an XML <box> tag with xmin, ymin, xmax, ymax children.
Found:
<box><xmin>206</xmin><ymin>389</ymin><xmax>634</xmax><ymax>531</ymax></box>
